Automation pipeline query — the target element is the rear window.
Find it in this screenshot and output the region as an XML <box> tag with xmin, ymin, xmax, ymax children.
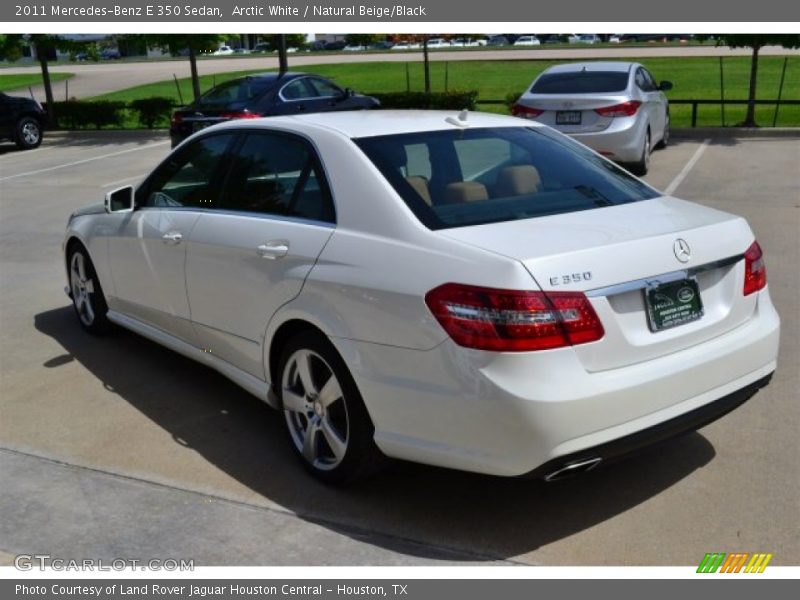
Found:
<box><xmin>195</xmin><ymin>77</ymin><xmax>273</xmax><ymax>107</ymax></box>
<box><xmin>354</xmin><ymin>127</ymin><xmax>659</xmax><ymax>231</ymax></box>
<box><xmin>531</xmin><ymin>71</ymin><xmax>629</xmax><ymax>94</ymax></box>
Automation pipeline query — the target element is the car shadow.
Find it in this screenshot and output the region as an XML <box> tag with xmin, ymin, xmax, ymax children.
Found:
<box><xmin>34</xmin><ymin>305</ymin><xmax>716</xmax><ymax>563</ymax></box>
<box><xmin>0</xmin><ymin>130</ymin><xmax>169</xmax><ymax>156</ymax></box>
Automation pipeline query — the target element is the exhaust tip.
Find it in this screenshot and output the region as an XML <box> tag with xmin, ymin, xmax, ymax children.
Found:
<box><xmin>544</xmin><ymin>457</ymin><xmax>602</xmax><ymax>482</ymax></box>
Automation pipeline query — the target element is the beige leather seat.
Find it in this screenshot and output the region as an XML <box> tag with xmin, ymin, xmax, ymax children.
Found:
<box><xmin>406</xmin><ymin>176</ymin><xmax>432</xmax><ymax>205</ymax></box>
<box><xmin>444</xmin><ymin>181</ymin><xmax>489</xmax><ymax>204</ymax></box>
<box><xmin>495</xmin><ymin>165</ymin><xmax>541</xmax><ymax>197</ymax></box>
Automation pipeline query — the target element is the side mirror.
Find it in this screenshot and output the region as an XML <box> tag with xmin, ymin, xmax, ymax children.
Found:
<box><xmin>105</xmin><ymin>185</ymin><xmax>135</xmax><ymax>213</ymax></box>
<box><xmin>659</xmin><ymin>80</ymin><xmax>673</xmax><ymax>91</ymax></box>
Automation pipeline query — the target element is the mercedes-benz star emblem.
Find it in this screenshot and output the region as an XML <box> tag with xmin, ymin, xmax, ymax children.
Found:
<box><xmin>673</xmin><ymin>238</ymin><xmax>691</xmax><ymax>263</ymax></box>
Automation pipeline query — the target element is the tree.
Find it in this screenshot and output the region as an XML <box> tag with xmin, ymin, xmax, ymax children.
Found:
<box><xmin>139</xmin><ymin>35</ymin><xmax>226</xmax><ymax>102</ymax></box>
<box><xmin>422</xmin><ymin>35</ymin><xmax>431</xmax><ymax>94</ymax></box>
<box><xmin>260</xmin><ymin>34</ymin><xmax>307</xmax><ymax>74</ymax></box>
<box><xmin>715</xmin><ymin>35</ymin><xmax>800</xmax><ymax>126</ymax></box>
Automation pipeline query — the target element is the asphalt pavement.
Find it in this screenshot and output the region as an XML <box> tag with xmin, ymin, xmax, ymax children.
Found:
<box><xmin>0</xmin><ymin>129</ymin><xmax>798</xmax><ymax>566</ymax></box>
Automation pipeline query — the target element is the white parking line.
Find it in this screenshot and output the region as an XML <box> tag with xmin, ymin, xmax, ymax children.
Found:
<box><xmin>102</xmin><ymin>174</ymin><xmax>145</xmax><ymax>188</ymax></box>
<box><xmin>664</xmin><ymin>139</ymin><xmax>711</xmax><ymax>196</ymax></box>
<box><xmin>0</xmin><ymin>141</ymin><xmax>168</xmax><ymax>183</ymax></box>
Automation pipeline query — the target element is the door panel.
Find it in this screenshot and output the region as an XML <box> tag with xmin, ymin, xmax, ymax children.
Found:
<box><xmin>185</xmin><ymin>130</ymin><xmax>337</xmax><ymax>378</ymax></box>
<box><xmin>186</xmin><ymin>216</ymin><xmax>333</xmax><ymax>377</ymax></box>
<box><xmin>106</xmin><ymin>210</ymin><xmax>201</xmax><ymax>343</ymax></box>
<box><xmin>106</xmin><ymin>132</ymin><xmax>236</xmax><ymax>343</ymax></box>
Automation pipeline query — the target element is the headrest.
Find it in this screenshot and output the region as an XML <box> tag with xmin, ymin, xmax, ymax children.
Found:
<box><xmin>381</xmin><ymin>143</ymin><xmax>408</xmax><ymax>170</ymax></box>
<box><xmin>444</xmin><ymin>181</ymin><xmax>489</xmax><ymax>204</ymax></box>
<box><xmin>495</xmin><ymin>165</ymin><xmax>541</xmax><ymax>196</ymax></box>
<box><xmin>406</xmin><ymin>176</ymin><xmax>432</xmax><ymax>205</ymax></box>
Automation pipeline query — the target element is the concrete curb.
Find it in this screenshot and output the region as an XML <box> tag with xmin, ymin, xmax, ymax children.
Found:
<box><xmin>672</xmin><ymin>127</ymin><xmax>800</xmax><ymax>139</ymax></box>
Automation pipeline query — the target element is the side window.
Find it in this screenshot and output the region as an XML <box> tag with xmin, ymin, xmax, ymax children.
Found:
<box><xmin>308</xmin><ymin>78</ymin><xmax>344</xmax><ymax>98</ymax></box>
<box><xmin>140</xmin><ymin>134</ymin><xmax>233</xmax><ymax>208</ymax></box>
<box><xmin>280</xmin><ymin>78</ymin><xmax>317</xmax><ymax>101</ymax></box>
<box><xmin>643</xmin><ymin>69</ymin><xmax>658</xmax><ymax>91</ymax></box>
<box><xmin>221</xmin><ymin>132</ymin><xmax>335</xmax><ymax>223</ymax></box>
<box><xmin>635</xmin><ymin>68</ymin><xmax>654</xmax><ymax>92</ymax></box>
<box><xmin>405</xmin><ymin>143</ymin><xmax>432</xmax><ymax>179</ymax></box>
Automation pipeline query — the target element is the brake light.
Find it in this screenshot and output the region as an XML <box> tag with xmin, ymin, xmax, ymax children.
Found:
<box><xmin>743</xmin><ymin>241</ymin><xmax>767</xmax><ymax>296</ymax></box>
<box><xmin>424</xmin><ymin>283</ymin><xmax>604</xmax><ymax>352</ymax></box>
<box><xmin>220</xmin><ymin>111</ymin><xmax>264</xmax><ymax>119</ymax></box>
<box><xmin>594</xmin><ymin>100</ymin><xmax>641</xmax><ymax>117</ymax></box>
<box><xmin>512</xmin><ymin>103</ymin><xmax>544</xmax><ymax>119</ymax></box>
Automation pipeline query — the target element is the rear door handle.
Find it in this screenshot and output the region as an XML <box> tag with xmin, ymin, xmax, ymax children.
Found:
<box><xmin>162</xmin><ymin>231</ymin><xmax>183</xmax><ymax>244</ymax></box>
<box><xmin>256</xmin><ymin>241</ymin><xmax>289</xmax><ymax>259</ymax></box>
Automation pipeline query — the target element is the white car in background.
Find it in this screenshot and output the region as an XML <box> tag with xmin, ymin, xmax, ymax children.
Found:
<box><xmin>512</xmin><ymin>61</ymin><xmax>672</xmax><ymax>175</ymax></box>
<box><xmin>514</xmin><ymin>35</ymin><xmax>541</xmax><ymax>46</ymax></box>
<box><xmin>63</xmin><ymin>111</ymin><xmax>779</xmax><ymax>483</ymax></box>
<box><xmin>212</xmin><ymin>46</ymin><xmax>234</xmax><ymax>56</ymax></box>
<box><xmin>426</xmin><ymin>38</ymin><xmax>451</xmax><ymax>49</ymax></box>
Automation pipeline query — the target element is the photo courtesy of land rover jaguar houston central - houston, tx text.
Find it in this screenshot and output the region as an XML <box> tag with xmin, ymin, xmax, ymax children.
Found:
<box><xmin>63</xmin><ymin>110</ymin><xmax>780</xmax><ymax>483</ymax></box>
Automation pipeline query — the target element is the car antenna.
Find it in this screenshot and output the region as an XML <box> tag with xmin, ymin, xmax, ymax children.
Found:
<box><xmin>445</xmin><ymin>109</ymin><xmax>470</xmax><ymax>128</ymax></box>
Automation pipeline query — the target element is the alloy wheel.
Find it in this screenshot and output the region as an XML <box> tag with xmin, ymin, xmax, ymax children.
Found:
<box><xmin>70</xmin><ymin>251</ymin><xmax>96</xmax><ymax>326</ymax></box>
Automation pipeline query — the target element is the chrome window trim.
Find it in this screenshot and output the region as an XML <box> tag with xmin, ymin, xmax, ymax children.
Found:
<box><xmin>585</xmin><ymin>254</ymin><xmax>743</xmax><ymax>298</ymax></box>
<box><xmin>277</xmin><ymin>77</ymin><xmax>343</xmax><ymax>103</ymax></box>
<box><xmin>136</xmin><ymin>206</ymin><xmax>336</xmax><ymax>229</ymax></box>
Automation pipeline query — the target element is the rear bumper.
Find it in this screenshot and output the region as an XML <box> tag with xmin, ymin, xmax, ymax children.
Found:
<box><xmin>336</xmin><ymin>289</ymin><xmax>779</xmax><ymax>477</ymax></box>
<box><xmin>568</xmin><ymin>116</ymin><xmax>646</xmax><ymax>163</ymax></box>
<box><xmin>524</xmin><ymin>372</ymin><xmax>773</xmax><ymax>480</ymax></box>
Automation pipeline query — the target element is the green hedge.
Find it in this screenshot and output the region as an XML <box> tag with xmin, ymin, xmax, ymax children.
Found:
<box><xmin>370</xmin><ymin>90</ymin><xmax>479</xmax><ymax>110</ymax></box>
<box><xmin>43</xmin><ymin>97</ymin><xmax>175</xmax><ymax>130</ymax></box>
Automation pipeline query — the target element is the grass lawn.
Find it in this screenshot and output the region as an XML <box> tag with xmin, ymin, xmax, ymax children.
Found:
<box><xmin>0</xmin><ymin>72</ymin><xmax>73</xmax><ymax>93</ymax></box>
<box><xmin>91</xmin><ymin>55</ymin><xmax>800</xmax><ymax>128</ymax></box>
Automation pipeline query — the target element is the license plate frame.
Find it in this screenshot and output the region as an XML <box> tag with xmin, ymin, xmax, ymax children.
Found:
<box><xmin>644</xmin><ymin>278</ymin><xmax>704</xmax><ymax>332</ymax></box>
<box><xmin>556</xmin><ymin>110</ymin><xmax>582</xmax><ymax>125</ymax></box>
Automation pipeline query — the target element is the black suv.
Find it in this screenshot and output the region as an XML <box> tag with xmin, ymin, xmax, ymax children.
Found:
<box><xmin>0</xmin><ymin>92</ymin><xmax>47</xmax><ymax>150</ymax></box>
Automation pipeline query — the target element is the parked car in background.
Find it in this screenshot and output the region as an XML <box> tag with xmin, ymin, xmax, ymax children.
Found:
<box><xmin>212</xmin><ymin>46</ymin><xmax>234</xmax><ymax>56</ymax></box>
<box><xmin>323</xmin><ymin>40</ymin><xmax>347</xmax><ymax>51</ymax></box>
<box><xmin>576</xmin><ymin>34</ymin><xmax>601</xmax><ymax>44</ymax></box>
<box><xmin>512</xmin><ymin>61</ymin><xmax>672</xmax><ymax>175</ymax></box>
<box><xmin>343</xmin><ymin>44</ymin><xmax>367</xmax><ymax>51</ymax></box>
<box><xmin>169</xmin><ymin>72</ymin><xmax>380</xmax><ymax>147</ymax></box>
<box><xmin>251</xmin><ymin>42</ymin><xmax>272</xmax><ymax>53</ymax></box>
<box><xmin>65</xmin><ymin>110</ymin><xmax>779</xmax><ymax>483</ymax></box>
<box><xmin>514</xmin><ymin>35</ymin><xmax>541</xmax><ymax>46</ymax></box>
<box><xmin>0</xmin><ymin>92</ymin><xmax>46</xmax><ymax>150</ymax></box>
<box><xmin>370</xmin><ymin>40</ymin><xmax>395</xmax><ymax>50</ymax></box>
<box><xmin>233</xmin><ymin>48</ymin><xmax>250</xmax><ymax>55</ymax></box>
<box><xmin>487</xmin><ymin>35</ymin><xmax>511</xmax><ymax>46</ymax></box>
<box><xmin>426</xmin><ymin>38</ymin><xmax>450</xmax><ymax>49</ymax></box>
<box><xmin>100</xmin><ymin>48</ymin><xmax>121</xmax><ymax>59</ymax></box>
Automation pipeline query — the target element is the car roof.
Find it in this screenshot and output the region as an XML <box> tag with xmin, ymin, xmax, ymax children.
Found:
<box><xmin>221</xmin><ymin>71</ymin><xmax>310</xmax><ymax>84</ymax></box>
<box><xmin>544</xmin><ymin>61</ymin><xmax>636</xmax><ymax>74</ymax></box>
<box><xmin>218</xmin><ymin>110</ymin><xmax>540</xmax><ymax>138</ymax></box>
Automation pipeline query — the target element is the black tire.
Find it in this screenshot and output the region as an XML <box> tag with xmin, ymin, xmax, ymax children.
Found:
<box><xmin>277</xmin><ymin>330</ymin><xmax>385</xmax><ymax>484</ymax></box>
<box><xmin>67</xmin><ymin>245</ymin><xmax>111</xmax><ymax>335</ymax></box>
<box><xmin>655</xmin><ymin>113</ymin><xmax>670</xmax><ymax>149</ymax></box>
<box><xmin>15</xmin><ymin>117</ymin><xmax>43</xmax><ymax>150</ymax></box>
<box><xmin>628</xmin><ymin>129</ymin><xmax>651</xmax><ymax>176</ymax></box>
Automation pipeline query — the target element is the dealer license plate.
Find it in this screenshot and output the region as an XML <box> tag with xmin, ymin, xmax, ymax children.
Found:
<box><xmin>644</xmin><ymin>278</ymin><xmax>704</xmax><ymax>332</ymax></box>
<box><xmin>556</xmin><ymin>110</ymin><xmax>582</xmax><ymax>125</ymax></box>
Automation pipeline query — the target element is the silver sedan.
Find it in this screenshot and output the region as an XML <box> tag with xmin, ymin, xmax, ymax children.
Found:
<box><xmin>512</xmin><ymin>61</ymin><xmax>672</xmax><ymax>175</ymax></box>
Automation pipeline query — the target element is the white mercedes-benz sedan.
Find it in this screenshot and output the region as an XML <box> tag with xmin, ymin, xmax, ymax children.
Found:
<box><xmin>63</xmin><ymin>110</ymin><xmax>779</xmax><ymax>483</ymax></box>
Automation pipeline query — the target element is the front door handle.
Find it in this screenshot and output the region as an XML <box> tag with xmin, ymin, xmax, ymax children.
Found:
<box><xmin>162</xmin><ymin>231</ymin><xmax>183</xmax><ymax>244</ymax></box>
<box><xmin>256</xmin><ymin>241</ymin><xmax>289</xmax><ymax>259</ymax></box>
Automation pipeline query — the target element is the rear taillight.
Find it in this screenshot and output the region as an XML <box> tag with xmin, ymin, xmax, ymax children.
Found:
<box><xmin>743</xmin><ymin>241</ymin><xmax>767</xmax><ymax>296</ymax></box>
<box><xmin>511</xmin><ymin>103</ymin><xmax>544</xmax><ymax>119</ymax></box>
<box><xmin>424</xmin><ymin>283</ymin><xmax>604</xmax><ymax>352</ymax></box>
<box><xmin>594</xmin><ymin>100</ymin><xmax>641</xmax><ymax>117</ymax></box>
<box><xmin>170</xmin><ymin>113</ymin><xmax>183</xmax><ymax>126</ymax></box>
<box><xmin>220</xmin><ymin>111</ymin><xmax>264</xmax><ymax>120</ymax></box>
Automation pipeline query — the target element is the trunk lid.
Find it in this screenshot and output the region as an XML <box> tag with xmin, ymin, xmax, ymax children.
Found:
<box><xmin>518</xmin><ymin>93</ymin><xmax>626</xmax><ymax>133</ymax></box>
<box><xmin>440</xmin><ymin>197</ymin><xmax>758</xmax><ymax>371</ymax></box>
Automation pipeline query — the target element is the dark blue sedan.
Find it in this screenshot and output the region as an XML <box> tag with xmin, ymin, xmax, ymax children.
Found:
<box><xmin>170</xmin><ymin>72</ymin><xmax>380</xmax><ymax>147</ymax></box>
